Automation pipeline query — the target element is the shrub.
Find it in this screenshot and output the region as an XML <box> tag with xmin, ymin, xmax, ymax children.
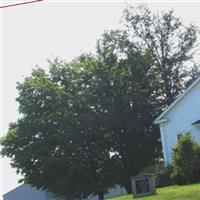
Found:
<box><xmin>171</xmin><ymin>133</ymin><xmax>200</xmax><ymax>184</ymax></box>
<box><xmin>156</xmin><ymin>164</ymin><xmax>174</xmax><ymax>187</ymax></box>
<box><xmin>142</xmin><ymin>162</ymin><xmax>174</xmax><ymax>187</ymax></box>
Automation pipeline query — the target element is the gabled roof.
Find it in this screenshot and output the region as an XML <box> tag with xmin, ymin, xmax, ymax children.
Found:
<box><xmin>3</xmin><ymin>184</ymin><xmax>24</xmax><ymax>197</ymax></box>
<box><xmin>154</xmin><ymin>77</ymin><xmax>200</xmax><ymax>124</ymax></box>
<box><xmin>3</xmin><ymin>184</ymin><xmax>46</xmax><ymax>198</ymax></box>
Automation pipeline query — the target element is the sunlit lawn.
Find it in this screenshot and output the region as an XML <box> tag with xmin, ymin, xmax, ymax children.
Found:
<box><xmin>108</xmin><ymin>183</ymin><xmax>200</xmax><ymax>200</ymax></box>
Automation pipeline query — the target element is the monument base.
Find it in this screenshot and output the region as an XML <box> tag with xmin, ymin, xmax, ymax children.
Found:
<box><xmin>130</xmin><ymin>173</ymin><xmax>156</xmax><ymax>198</ymax></box>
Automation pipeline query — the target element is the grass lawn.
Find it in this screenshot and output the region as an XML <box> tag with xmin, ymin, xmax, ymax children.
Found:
<box><xmin>108</xmin><ymin>183</ymin><xmax>200</xmax><ymax>200</ymax></box>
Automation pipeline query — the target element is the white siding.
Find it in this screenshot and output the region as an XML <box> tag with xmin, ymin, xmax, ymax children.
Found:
<box><xmin>160</xmin><ymin>81</ymin><xmax>200</xmax><ymax>166</ymax></box>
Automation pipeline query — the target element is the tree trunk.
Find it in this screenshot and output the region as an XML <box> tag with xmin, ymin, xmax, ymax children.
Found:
<box><xmin>98</xmin><ymin>192</ymin><xmax>104</xmax><ymax>200</ymax></box>
<box><xmin>162</xmin><ymin>70</ymin><xmax>174</xmax><ymax>105</ymax></box>
<box><xmin>124</xmin><ymin>181</ymin><xmax>132</xmax><ymax>194</ymax></box>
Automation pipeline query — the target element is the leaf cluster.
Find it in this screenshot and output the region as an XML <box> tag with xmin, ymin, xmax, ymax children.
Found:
<box><xmin>171</xmin><ymin>133</ymin><xmax>200</xmax><ymax>184</ymax></box>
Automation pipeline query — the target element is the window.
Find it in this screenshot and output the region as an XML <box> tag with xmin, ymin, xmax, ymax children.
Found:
<box><xmin>177</xmin><ymin>131</ymin><xmax>191</xmax><ymax>141</ymax></box>
<box><xmin>177</xmin><ymin>133</ymin><xmax>183</xmax><ymax>141</ymax></box>
<box><xmin>135</xmin><ymin>179</ymin><xmax>150</xmax><ymax>194</ymax></box>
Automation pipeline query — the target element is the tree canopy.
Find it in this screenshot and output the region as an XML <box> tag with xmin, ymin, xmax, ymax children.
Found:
<box><xmin>94</xmin><ymin>4</ymin><xmax>199</xmax><ymax>191</ymax></box>
<box><xmin>99</xmin><ymin>4</ymin><xmax>199</xmax><ymax>105</ymax></box>
<box><xmin>2</xmin><ymin>56</ymin><xmax>120</xmax><ymax>200</ymax></box>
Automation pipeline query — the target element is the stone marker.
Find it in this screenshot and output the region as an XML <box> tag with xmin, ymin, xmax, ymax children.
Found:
<box><xmin>130</xmin><ymin>173</ymin><xmax>156</xmax><ymax>198</ymax></box>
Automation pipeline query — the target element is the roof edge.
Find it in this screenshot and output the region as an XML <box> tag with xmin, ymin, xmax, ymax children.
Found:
<box><xmin>154</xmin><ymin>77</ymin><xmax>200</xmax><ymax>124</ymax></box>
<box><xmin>154</xmin><ymin>118</ymin><xmax>168</xmax><ymax>125</ymax></box>
<box><xmin>3</xmin><ymin>184</ymin><xmax>24</xmax><ymax>197</ymax></box>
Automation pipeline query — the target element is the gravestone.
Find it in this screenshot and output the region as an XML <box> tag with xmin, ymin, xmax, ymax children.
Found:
<box><xmin>130</xmin><ymin>173</ymin><xmax>156</xmax><ymax>198</ymax></box>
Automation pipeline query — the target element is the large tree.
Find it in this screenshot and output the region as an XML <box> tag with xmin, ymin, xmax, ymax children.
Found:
<box><xmin>1</xmin><ymin>50</ymin><xmax>160</xmax><ymax>197</ymax></box>
<box><xmin>1</xmin><ymin>56</ymin><xmax>118</xmax><ymax>200</ymax></box>
<box><xmin>100</xmin><ymin>4</ymin><xmax>199</xmax><ymax>105</ymax></box>
<box><xmin>96</xmin><ymin>43</ymin><xmax>161</xmax><ymax>192</ymax></box>
<box><xmin>94</xmin><ymin>4</ymin><xmax>199</xmax><ymax>192</ymax></box>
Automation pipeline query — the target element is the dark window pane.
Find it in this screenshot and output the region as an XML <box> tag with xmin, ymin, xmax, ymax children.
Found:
<box><xmin>135</xmin><ymin>179</ymin><xmax>150</xmax><ymax>194</ymax></box>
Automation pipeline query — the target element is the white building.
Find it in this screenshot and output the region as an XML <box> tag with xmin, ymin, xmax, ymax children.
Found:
<box><xmin>3</xmin><ymin>184</ymin><xmax>126</xmax><ymax>200</ymax></box>
<box><xmin>154</xmin><ymin>77</ymin><xmax>200</xmax><ymax>166</ymax></box>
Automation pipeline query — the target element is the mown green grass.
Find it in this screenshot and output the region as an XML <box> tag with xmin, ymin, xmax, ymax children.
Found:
<box><xmin>108</xmin><ymin>183</ymin><xmax>200</xmax><ymax>200</ymax></box>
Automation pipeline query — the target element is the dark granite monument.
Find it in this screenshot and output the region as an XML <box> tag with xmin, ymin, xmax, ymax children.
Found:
<box><xmin>130</xmin><ymin>173</ymin><xmax>156</xmax><ymax>198</ymax></box>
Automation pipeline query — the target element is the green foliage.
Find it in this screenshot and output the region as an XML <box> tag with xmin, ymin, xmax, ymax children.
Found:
<box><xmin>142</xmin><ymin>162</ymin><xmax>173</xmax><ymax>188</ymax></box>
<box><xmin>1</xmin><ymin>56</ymin><xmax>118</xmax><ymax>200</ymax></box>
<box><xmin>122</xmin><ymin>4</ymin><xmax>199</xmax><ymax>105</ymax></box>
<box><xmin>171</xmin><ymin>133</ymin><xmax>200</xmax><ymax>184</ymax></box>
<box><xmin>156</xmin><ymin>165</ymin><xmax>173</xmax><ymax>188</ymax></box>
<box><xmin>100</xmin><ymin>5</ymin><xmax>200</xmax><ymax>106</ymax></box>
<box><xmin>96</xmin><ymin>3</ymin><xmax>200</xmax><ymax>192</ymax></box>
<box><xmin>96</xmin><ymin>48</ymin><xmax>161</xmax><ymax>193</ymax></box>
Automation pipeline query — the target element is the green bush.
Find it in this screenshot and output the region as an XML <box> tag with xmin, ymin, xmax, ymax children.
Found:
<box><xmin>156</xmin><ymin>164</ymin><xmax>174</xmax><ymax>187</ymax></box>
<box><xmin>141</xmin><ymin>162</ymin><xmax>174</xmax><ymax>187</ymax></box>
<box><xmin>171</xmin><ymin>133</ymin><xmax>200</xmax><ymax>184</ymax></box>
